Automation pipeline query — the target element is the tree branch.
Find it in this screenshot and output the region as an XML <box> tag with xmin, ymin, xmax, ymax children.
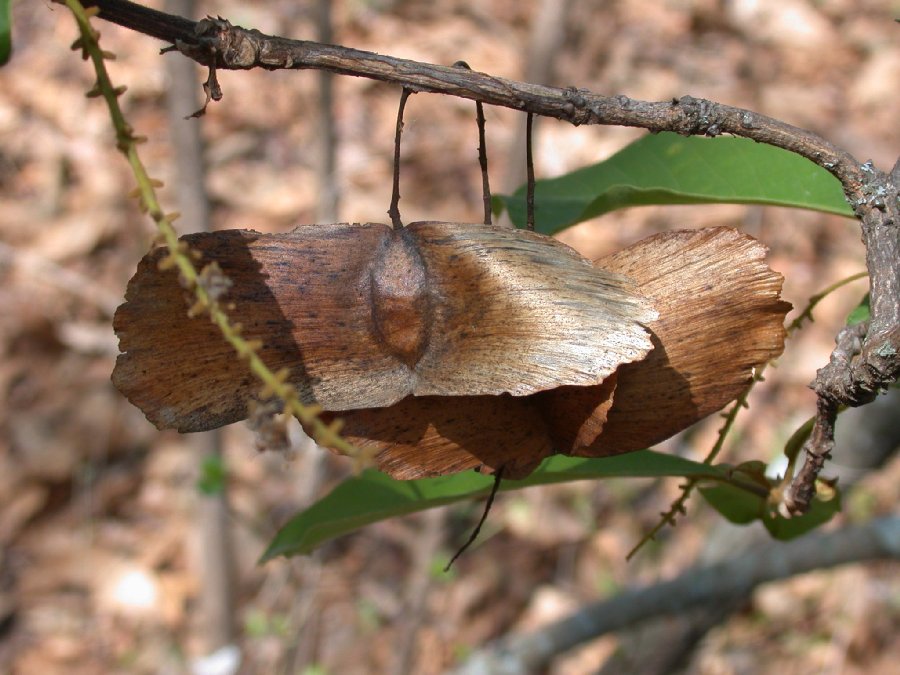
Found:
<box><xmin>76</xmin><ymin>2</ymin><xmax>862</xmax><ymax>186</ymax></box>
<box><xmin>452</xmin><ymin>516</ymin><xmax>900</xmax><ymax>674</ymax></box>
<box><xmin>79</xmin><ymin>0</ymin><xmax>196</xmax><ymax>43</ymax></box>
<box><xmin>72</xmin><ymin>0</ymin><xmax>900</xmax><ymax>514</ymax></box>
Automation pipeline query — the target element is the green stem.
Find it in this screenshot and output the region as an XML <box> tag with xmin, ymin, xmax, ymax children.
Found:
<box><xmin>786</xmin><ymin>271</ymin><xmax>868</xmax><ymax>334</ymax></box>
<box><xmin>63</xmin><ymin>0</ymin><xmax>365</xmax><ymax>463</ymax></box>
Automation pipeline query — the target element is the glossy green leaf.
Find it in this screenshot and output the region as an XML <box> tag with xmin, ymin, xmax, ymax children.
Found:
<box><xmin>495</xmin><ymin>132</ymin><xmax>854</xmax><ymax>234</ymax></box>
<box><xmin>700</xmin><ymin>481</ymin><xmax>841</xmax><ymax>539</ymax></box>
<box><xmin>262</xmin><ymin>451</ymin><xmax>728</xmax><ymax>561</ymax></box>
<box><xmin>699</xmin><ymin>484</ymin><xmax>762</xmax><ymax>525</ymax></box>
<box><xmin>1</xmin><ymin>0</ymin><xmax>11</xmax><ymax>66</ymax></box>
<box><xmin>782</xmin><ymin>415</ymin><xmax>815</xmax><ymax>465</ymax></box>
<box><xmin>763</xmin><ymin>488</ymin><xmax>841</xmax><ymax>540</ymax></box>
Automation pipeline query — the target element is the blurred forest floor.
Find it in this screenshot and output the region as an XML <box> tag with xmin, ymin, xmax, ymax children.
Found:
<box><xmin>0</xmin><ymin>1</ymin><xmax>898</xmax><ymax>673</ymax></box>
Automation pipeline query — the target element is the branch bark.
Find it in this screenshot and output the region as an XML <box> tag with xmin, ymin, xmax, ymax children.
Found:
<box><xmin>72</xmin><ymin>0</ymin><xmax>899</xmax><ymax>513</ymax></box>
<box><xmin>452</xmin><ymin>516</ymin><xmax>900</xmax><ymax>674</ymax></box>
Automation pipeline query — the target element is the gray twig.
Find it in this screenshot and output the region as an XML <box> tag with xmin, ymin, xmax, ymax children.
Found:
<box><xmin>452</xmin><ymin>516</ymin><xmax>900</xmax><ymax>674</ymax></box>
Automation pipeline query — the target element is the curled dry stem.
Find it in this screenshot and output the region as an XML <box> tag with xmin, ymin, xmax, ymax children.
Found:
<box><xmin>63</xmin><ymin>0</ymin><xmax>366</xmax><ymax>465</ymax></box>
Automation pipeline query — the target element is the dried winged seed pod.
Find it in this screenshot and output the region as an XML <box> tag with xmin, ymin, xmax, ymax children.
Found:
<box><xmin>112</xmin><ymin>221</ymin><xmax>655</xmax><ymax>432</ymax></box>
<box><xmin>329</xmin><ymin>227</ymin><xmax>791</xmax><ymax>479</ymax></box>
<box><xmin>563</xmin><ymin>226</ymin><xmax>792</xmax><ymax>458</ymax></box>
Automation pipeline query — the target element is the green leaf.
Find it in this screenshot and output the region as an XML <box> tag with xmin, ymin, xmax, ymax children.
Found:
<box><xmin>762</xmin><ymin>487</ymin><xmax>841</xmax><ymax>540</ymax></box>
<box><xmin>699</xmin><ymin>484</ymin><xmax>762</xmax><ymax>524</ymax></box>
<box><xmin>782</xmin><ymin>415</ymin><xmax>815</xmax><ymax>466</ymax></box>
<box><xmin>261</xmin><ymin>451</ymin><xmax>728</xmax><ymax>561</ymax></box>
<box><xmin>0</xmin><ymin>0</ymin><xmax>11</xmax><ymax>66</ymax></box>
<box><xmin>846</xmin><ymin>293</ymin><xmax>870</xmax><ymax>326</ymax></box>
<box><xmin>495</xmin><ymin>132</ymin><xmax>854</xmax><ymax>234</ymax></box>
<box><xmin>700</xmin><ymin>480</ymin><xmax>841</xmax><ymax>539</ymax></box>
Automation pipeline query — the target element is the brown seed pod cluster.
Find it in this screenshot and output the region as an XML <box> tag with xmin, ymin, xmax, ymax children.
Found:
<box><xmin>112</xmin><ymin>223</ymin><xmax>789</xmax><ymax>479</ymax></box>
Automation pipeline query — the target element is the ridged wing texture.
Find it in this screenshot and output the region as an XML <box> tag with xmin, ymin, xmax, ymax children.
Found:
<box><xmin>407</xmin><ymin>221</ymin><xmax>656</xmax><ymax>396</ymax></box>
<box><xmin>346</xmin><ymin>227</ymin><xmax>789</xmax><ymax>478</ymax></box>
<box><xmin>112</xmin><ymin>222</ymin><xmax>655</xmax><ymax>432</ymax></box>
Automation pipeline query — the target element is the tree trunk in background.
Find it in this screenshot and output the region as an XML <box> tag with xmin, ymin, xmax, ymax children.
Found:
<box><xmin>165</xmin><ymin>0</ymin><xmax>236</xmax><ymax>659</ymax></box>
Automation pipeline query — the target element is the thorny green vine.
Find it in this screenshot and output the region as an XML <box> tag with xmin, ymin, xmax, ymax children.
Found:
<box><xmin>64</xmin><ymin>0</ymin><xmax>368</xmax><ymax>464</ymax></box>
<box><xmin>628</xmin><ymin>271</ymin><xmax>868</xmax><ymax>559</ymax></box>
